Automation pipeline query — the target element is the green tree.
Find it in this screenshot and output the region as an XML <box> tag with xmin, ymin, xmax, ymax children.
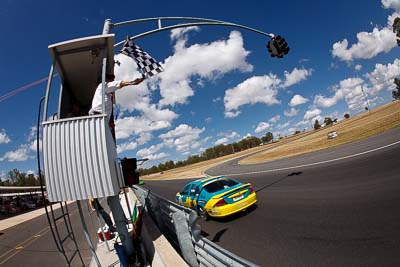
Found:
<box><xmin>392</xmin><ymin>17</ymin><xmax>400</xmax><ymax>46</ymax></box>
<box><xmin>393</xmin><ymin>78</ymin><xmax>400</xmax><ymax>100</ymax></box>
<box><xmin>164</xmin><ymin>160</ymin><xmax>175</xmax><ymax>170</ymax></box>
<box><xmin>26</xmin><ymin>174</ymin><xmax>39</xmax><ymax>186</ymax></box>
<box><xmin>324</xmin><ymin>117</ymin><xmax>333</xmax><ymax>126</ymax></box>
<box><xmin>314</xmin><ymin>119</ymin><xmax>321</xmax><ymax>130</ymax></box>
<box><xmin>7</xmin><ymin>169</ymin><xmax>22</xmax><ymax>185</ymax></box>
<box><xmin>261</xmin><ymin>132</ymin><xmax>274</xmax><ymax>143</ymax></box>
<box><xmin>203</xmin><ymin>147</ymin><xmax>217</xmax><ymax>160</ymax></box>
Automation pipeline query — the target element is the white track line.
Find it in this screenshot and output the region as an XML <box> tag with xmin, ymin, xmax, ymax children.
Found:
<box><xmin>224</xmin><ymin>140</ymin><xmax>400</xmax><ymax>177</ymax></box>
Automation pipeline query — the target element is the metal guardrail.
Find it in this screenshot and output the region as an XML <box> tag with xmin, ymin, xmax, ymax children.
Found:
<box><xmin>132</xmin><ymin>186</ymin><xmax>260</xmax><ymax>267</ymax></box>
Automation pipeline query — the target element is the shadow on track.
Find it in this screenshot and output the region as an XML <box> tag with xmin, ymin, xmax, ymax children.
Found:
<box><xmin>199</xmin><ymin>205</ymin><xmax>258</xmax><ymax>241</ymax></box>
<box><xmin>255</xmin><ymin>171</ymin><xmax>303</xmax><ymax>193</ymax></box>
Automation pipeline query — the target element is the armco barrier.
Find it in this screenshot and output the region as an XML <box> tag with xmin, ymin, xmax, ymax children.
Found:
<box><xmin>132</xmin><ymin>185</ymin><xmax>260</xmax><ymax>267</ymax></box>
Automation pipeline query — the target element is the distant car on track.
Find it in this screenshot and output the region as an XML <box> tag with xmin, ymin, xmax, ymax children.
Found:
<box><xmin>327</xmin><ymin>131</ymin><xmax>338</xmax><ymax>139</ymax></box>
<box><xmin>175</xmin><ymin>176</ymin><xmax>257</xmax><ymax>220</ymax></box>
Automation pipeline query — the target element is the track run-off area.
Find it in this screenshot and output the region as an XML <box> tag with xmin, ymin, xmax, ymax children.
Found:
<box><xmin>144</xmin><ymin>126</ymin><xmax>400</xmax><ymax>267</ymax></box>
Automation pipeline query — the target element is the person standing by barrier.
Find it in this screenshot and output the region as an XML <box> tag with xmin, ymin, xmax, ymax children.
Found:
<box><xmin>89</xmin><ymin>198</ymin><xmax>117</xmax><ymax>232</ymax></box>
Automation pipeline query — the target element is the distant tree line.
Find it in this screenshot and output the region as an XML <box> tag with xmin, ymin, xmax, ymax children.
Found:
<box><xmin>138</xmin><ymin>132</ymin><xmax>276</xmax><ymax>176</ymax></box>
<box><xmin>313</xmin><ymin>116</ymin><xmax>340</xmax><ymax>130</ymax></box>
<box><xmin>0</xmin><ymin>169</ymin><xmax>42</xmax><ymax>186</ymax></box>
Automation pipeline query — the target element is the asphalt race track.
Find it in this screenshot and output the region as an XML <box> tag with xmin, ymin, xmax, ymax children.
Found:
<box><xmin>143</xmin><ymin>126</ymin><xmax>400</xmax><ymax>267</ymax></box>
<box><xmin>0</xmin><ymin>202</ymin><xmax>99</xmax><ymax>266</ymax></box>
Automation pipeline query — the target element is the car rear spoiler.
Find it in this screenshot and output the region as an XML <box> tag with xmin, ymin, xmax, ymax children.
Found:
<box><xmin>211</xmin><ymin>183</ymin><xmax>252</xmax><ymax>199</ymax></box>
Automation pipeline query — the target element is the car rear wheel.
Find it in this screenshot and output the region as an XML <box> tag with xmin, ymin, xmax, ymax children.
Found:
<box><xmin>197</xmin><ymin>206</ymin><xmax>209</xmax><ymax>221</ymax></box>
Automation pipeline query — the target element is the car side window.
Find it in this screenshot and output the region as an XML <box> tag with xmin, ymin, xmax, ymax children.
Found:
<box><xmin>189</xmin><ymin>185</ymin><xmax>199</xmax><ymax>196</ymax></box>
<box><xmin>181</xmin><ymin>184</ymin><xmax>191</xmax><ymax>195</ymax></box>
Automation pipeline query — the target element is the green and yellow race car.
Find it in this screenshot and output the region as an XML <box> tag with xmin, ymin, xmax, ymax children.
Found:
<box><xmin>175</xmin><ymin>176</ymin><xmax>257</xmax><ymax>220</ymax></box>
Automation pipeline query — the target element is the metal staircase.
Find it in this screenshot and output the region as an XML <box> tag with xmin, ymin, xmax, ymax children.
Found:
<box><xmin>46</xmin><ymin>201</ymin><xmax>85</xmax><ymax>266</ymax></box>
<box><xmin>37</xmin><ymin>97</ymin><xmax>85</xmax><ymax>266</ymax></box>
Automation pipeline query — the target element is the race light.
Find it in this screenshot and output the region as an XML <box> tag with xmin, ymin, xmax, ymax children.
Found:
<box><xmin>214</xmin><ymin>199</ymin><xmax>227</xmax><ymax>207</ymax></box>
<box><xmin>267</xmin><ymin>35</ymin><xmax>290</xmax><ymax>58</ymax></box>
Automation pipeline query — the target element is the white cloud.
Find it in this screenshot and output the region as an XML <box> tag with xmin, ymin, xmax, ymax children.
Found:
<box><xmin>117</xmin><ymin>141</ymin><xmax>138</xmax><ymax>154</ymax></box>
<box><xmin>314</xmin><ymin>77</ymin><xmax>367</xmax><ymax>110</ymax></box>
<box><xmin>27</xmin><ymin>126</ymin><xmax>37</xmax><ymax>142</ymax></box>
<box><xmin>159</xmin><ymin>30</ymin><xmax>253</xmax><ymax>107</ymax></box>
<box><xmin>331</xmin><ymin>14</ymin><xmax>397</xmax><ymax>62</ymax></box>
<box><xmin>255</xmin><ymin>122</ymin><xmax>270</xmax><ymax>134</ymax></box>
<box><xmin>268</xmin><ymin>115</ymin><xmax>281</xmax><ymax>124</ymax></box>
<box><xmin>304</xmin><ymin>108</ymin><xmax>322</xmax><ymax>120</ymax></box>
<box><xmin>0</xmin><ymin>126</ymin><xmax>44</xmax><ymax>162</ymax></box>
<box><xmin>215</xmin><ymin>137</ymin><xmax>229</xmax><ymax>145</ymax></box>
<box><xmin>224</xmin><ymin>74</ymin><xmax>281</xmax><ymax>117</ymax></box>
<box><xmin>137</xmin><ymin>132</ymin><xmax>152</xmax><ymax>146</ymax></box>
<box><xmin>0</xmin><ymin>130</ymin><xmax>11</xmax><ymax>144</ymax></box>
<box><xmin>289</xmin><ymin>94</ymin><xmax>309</xmax><ymax>107</ymax></box>
<box><xmin>382</xmin><ymin>0</ymin><xmax>400</xmax><ymax>12</ymax></box>
<box><xmin>225</xmin><ymin>131</ymin><xmax>240</xmax><ymax>139</ymax></box>
<box><xmin>276</xmin><ymin>121</ymin><xmax>290</xmax><ymax>130</ymax></box>
<box><xmin>242</xmin><ymin>133</ymin><xmax>253</xmax><ymax>139</ymax></box>
<box><xmin>135</xmin><ymin>142</ymin><xmax>168</xmax><ymax>163</ymax></box>
<box><xmin>170</xmin><ymin>26</ymin><xmax>200</xmax><ymax>40</ymax></box>
<box><xmin>212</xmin><ymin>97</ymin><xmax>222</xmax><ymax>103</ymax></box>
<box><xmin>283</xmin><ymin>68</ymin><xmax>313</xmax><ymax>88</ymax></box>
<box><xmin>224</xmin><ymin>110</ymin><xmax>241</xmax><ymax>118</ymax></box>
<box><xmin>0</xmin><ymin>146</ymin><xmax>31</xmax><ymax>162</ymax></box>
<box><xmin>299</xmin><ymin>58</ymin><xmax>310</xmax><ymax>64</ymax></box>
<box><xmin>223</xmin><ymin>68</ymin><xmax>312</xmax><ymax>118</ymax></box>
<box><xmin>355</xmin><ymin>64</ymin><xmax>362</xmax><ymax>71</ymax></box>
<box><xmin>284</xmin><ymin>108</ymin><xmax>298</xmax><ymax>117</ymax></box>
<box><xmin>142</xmin><ymin>152</ymin><xmax>169</xmax><ymax>161</ymax></box>
<box><xmin>29</xmin><ymin>139</ymin><xmax>42</xmax><ymax>152</ymax></box>
<box><xmin>295</xmin><ymin>120</ymin><xmax>310</xmax><ymax>128</ymax></box>
<box><xmin>205</xmin><ymin>117</ymin><xmax>213</xmax><ymax>123</ymax></box>
<box><xmin>159</xmin><ymin>124</ymin><xmax>205</xmax><ymax>153</ymax></box>
<box><xmin>115</xmin><ymin>116</ymin><xmax>172</xmax><ymax>140</ymax></box>
<box><xmin>314</xmin><ymin>92</ymin><xmax>342</xmax><ymax>108</ymax></box>
<box><xmin>137</xmin><ymin>144</ymin><xmax>164</xmax><ymax>158</ymax></box>
<box><xmin>365</xmin><ymin>58</ymin><xmax>400</xmax><ymax>95</ymax></box>
<box><xmin>220</xmin><ymin>132</ymin><xmax>239</xmax><ymax>138</ymax></box>
<box><xmin>215</xmin><ymin>131</ymin><xmax>240</xmax><ymax>145</ymax></box>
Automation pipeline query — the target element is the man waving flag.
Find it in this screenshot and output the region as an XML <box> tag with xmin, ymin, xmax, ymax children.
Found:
<box><xmin>119</xmin><ymin>38</ymin><xmax>164</xmax><ymax>79</ymax></box>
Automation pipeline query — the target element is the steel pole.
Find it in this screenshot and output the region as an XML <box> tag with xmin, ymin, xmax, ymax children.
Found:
<box><xmin>361</xmin><ymin>86</ymin><xmax>371</xmax><ymax>112</ymax></box>
<box><xmin>102</xmin><ymin>19</ymin><xmax>112</xmax><ymax>35</ymax></box>
<box><xmin>107</xmin><ymin>195</ymin><xmax>134</xmax><ymax>256</ymax></box>
<box><xmin>101</xmin><ymin>18</ymin><xmax>135</xmax><ymax>258</ymax></box>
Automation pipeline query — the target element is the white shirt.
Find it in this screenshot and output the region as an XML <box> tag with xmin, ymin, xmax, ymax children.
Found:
<box><xmin>89</xmin><ymin>80</ymin><xmax>122</xmax><ymax>121</ymax></box>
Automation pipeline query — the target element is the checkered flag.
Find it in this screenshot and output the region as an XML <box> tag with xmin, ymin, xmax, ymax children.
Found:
<box><xmin>120</xmin><ymin>38</ymin><xmax>164</xmax><ymax>79</ymax></box>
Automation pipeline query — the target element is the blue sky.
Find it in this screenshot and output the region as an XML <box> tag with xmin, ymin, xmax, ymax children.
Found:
<box><xmin>1</xmin><ymin>0</ymin><xmax>400</xmax><ymax>177</ymax></box>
